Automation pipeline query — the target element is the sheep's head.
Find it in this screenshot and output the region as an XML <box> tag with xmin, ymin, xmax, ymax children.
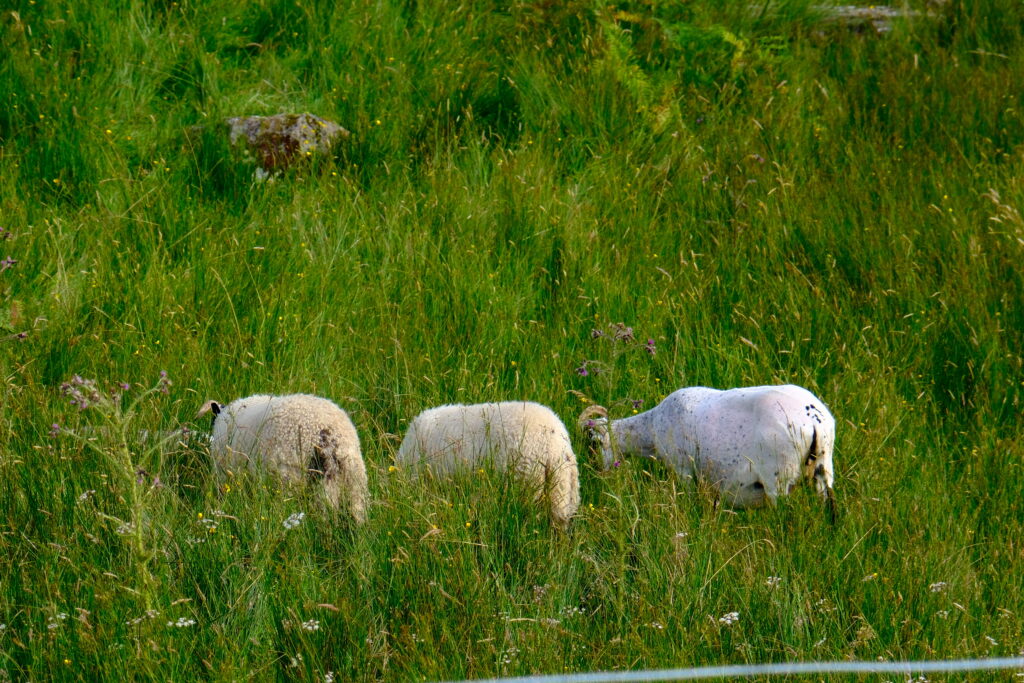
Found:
<box><xmin>578</xmin><ymin>405</ymin><xmax>613</xmax><ymax>468</ymax></box>
<box><xmin>196</xmin><ymin>400</ymin><xmax>222</xmax><ymax>427</ymax></box>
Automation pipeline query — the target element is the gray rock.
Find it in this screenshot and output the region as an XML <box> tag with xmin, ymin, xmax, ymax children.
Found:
<box><xmin>814</xmin><ymin>4</ymin><xmax>923</xmax><ymax>35</ymax></box>
<box><xmin>223</xmin><ymin>113</ymin><xmax>350</xmax><ymax>172</ymax></box>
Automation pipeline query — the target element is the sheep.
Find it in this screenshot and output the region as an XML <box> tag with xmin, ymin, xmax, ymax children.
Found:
<box><xmin>580</xmin><ymin>384</ymin><xmax>835</xmax><ymax>512</ymax></box>
<box><xmin>197</xmin><ymin>394</ymin><xmax>368</xmax><ymax>523</ymax></box>
<box><xmin>396</xmin><ymin>401</ymin><xmax>581</xmax><ymax>530</ymax></box>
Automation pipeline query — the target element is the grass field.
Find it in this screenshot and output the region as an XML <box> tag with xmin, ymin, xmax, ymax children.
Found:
<box><xmin>2</xmin><ymin>0</ymin><xmax>1023</xmax><ymax>680</ymax></box>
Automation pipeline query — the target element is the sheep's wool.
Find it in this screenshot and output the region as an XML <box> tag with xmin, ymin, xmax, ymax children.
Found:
<box><xmin>397</xmin><ymin>401</ymin><xmax>580</xmax><ymax>529</ymax></box>
<box><xmin>211</xmin><ymin>394</ymin><xmax>368</xmax><ymax>522</ymax></box>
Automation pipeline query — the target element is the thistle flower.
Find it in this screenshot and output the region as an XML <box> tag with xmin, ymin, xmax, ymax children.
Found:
<box><xmin>611</xmin><ymin>323</ymin><xmax>634</xmax><ymax>342</ymax></box>
<box><xmin>576</xmin><ymin>363</ymin><xmax>589</xmax><ymax>377</ymax></box>
<box><xmin>0</xmin><ymin>256</ymin><xmax>15</xmax><ymax>272</ymax></box>
<box><xmin>60</xmin><ymin>375</ymin><xmax>102</xmax><ymax>410</ymax></box>
<box><xmin>644</xmin><ymin>338</ymin><xmax>656</xmax><ymax>356</ymax></box>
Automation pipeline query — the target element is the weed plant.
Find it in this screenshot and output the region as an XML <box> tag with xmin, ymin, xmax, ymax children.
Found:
<box><xmin>1</xmin><ymin>0</ymin><xmax>1023</xmax><ymax>680</ymax></box>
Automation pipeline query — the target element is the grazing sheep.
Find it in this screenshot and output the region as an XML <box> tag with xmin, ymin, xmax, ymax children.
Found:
<box><xmin>197</xmin><ymin>394</ymin><xmax>368</xmax><ymax>523</ymax></box>
<box><xmin>396</xmin><ymin>402</ymin><xmax>581</xmax><ymax>529</ymax></box>
<box><xmin>580</xmin><ymin>384</ymin><xmax>835</xmax><ymax>511</ymax></box>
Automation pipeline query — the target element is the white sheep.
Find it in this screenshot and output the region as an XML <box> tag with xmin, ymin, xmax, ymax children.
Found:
<box><xmin>396</xmin><ymin>401</ymin><xmax>581</xmax><ymax>529</ymax></box>
<box><xmin>197</xmin><ymin>394</ymin><xmax>368</xmax><ymax>523</ymax></box>
<box><xmin>580</xmin><ymin>384</ymin><xmax>835</xmax><ymax>511</ymax></box>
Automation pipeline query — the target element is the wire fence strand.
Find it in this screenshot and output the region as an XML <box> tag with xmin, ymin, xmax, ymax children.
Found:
<box><xmin>437</xmin><ymin>656</ymin><xmax>1024</xmax><ymax>683</ymax></box>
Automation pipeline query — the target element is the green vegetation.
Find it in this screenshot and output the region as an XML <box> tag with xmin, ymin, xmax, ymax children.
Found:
<box><xmin>2</xmin><ymin>0</ymin><xmax>1023</xmax><ymax>679</ymax></box>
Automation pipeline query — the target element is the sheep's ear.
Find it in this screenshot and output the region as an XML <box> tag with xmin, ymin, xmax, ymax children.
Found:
<box><xmin>197</xmin><ymin>400</ymin><xmax>222</xmax><ymax>419</ymax></box>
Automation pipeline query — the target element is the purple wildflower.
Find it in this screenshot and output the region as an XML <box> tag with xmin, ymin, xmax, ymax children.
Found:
<box><xmin>119</xmin><ymin>382</ymin><xmax>131</xmax><ymax>391</ymax></box>
<box><xmin>576</xmin><ymin>364</ymin><xmax>589</xmax><ymax>377</ymax></box>
<box><xmin>0</xmin><ymin>227</ymin><xmax>10</xmax><ymax>240</ymax></box>
<box><xmin>157</xmin><ymin>370</ymin><xmax>172</xmax><ymax>394</ymax></box>
<box><xmin>590</xmin><ymin>328</ymin><xmax>604</xmax><ymax>339</ymax></box>
<box><xmin>16</xmin><ymin>331</ymin><xmax>27</xmax><ymax>340</ymax></box>
<box><xmin>644</xmin><ymin>338</ymin><xmax>656</xmax><ymax>356</ymax></box>
<box><xmin>613</xmin><ymin>460</ymin><xmax>621</xmax><ymax>468</ymax></box>
<box><xmin>631</xmin><ymin>399</ymin><xmax>644</xmax><ymax>410</ymax></box>
<box><xmin>61</xmin><ymin>375</ymin><xmax>102</xmax><ymax>410</ymax></box>
<box><xmin>0</xmin><ymin>257</ymin><xmax>16</xmax><ymax>272</ymax></box>
<box><xmin>49</xmin><ymin>423</ymin><xmax>61</xmax><ymax>437</ymax></box>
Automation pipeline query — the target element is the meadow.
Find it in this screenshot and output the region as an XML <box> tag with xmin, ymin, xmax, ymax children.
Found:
<box><xmin>1</xmin><ymin>0</ymin><xmax>1023</xmax><ymax>680</ymax></box>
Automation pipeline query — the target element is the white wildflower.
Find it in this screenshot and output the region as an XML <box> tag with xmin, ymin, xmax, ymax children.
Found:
<box><xmin>814</xmin><ymin>637</ymin><xmax>827</xmax><ymax>648</ymax></box>
<box><xmin>985</xmin><ymin>635</ymin><xmax>998</xmax><ymax>646</ymax></box>
<box><xmin>766</xmin><ymin>576</ymin><xmax>782</xmax><ymax>588</ymax></box>
<box><xmin>928</xmin><ymin>581</ymin><xmax>947</xmax><ymax>593</ymax></box>
<box><xmin>167</xmin><ymin>617</ymin><xmax>196</xmax><ymax>628</ymax></box>
<box><xmin>560</xmin><ymin>605</ymin><xmax>586</xmax><ymax>618</ymax></box>
<box><xmin>283</xmin><ymin>512</ymin><xmax>306</xmax><ymax>530</ymax></box>
<box><xmin>647</xmin><ymin>621</ymin><xmax>664</xmax><ymax>630</ymax></box>
<box><xmin>324</xmin><ymin>673</ymin><xmax>335</xmax><ymax>683</ymax></box>
<box><xmin>126</xmin><ymin>610</ymin><xmax>161</xmax><ymax>626</ymax></box>
<box><xmin>935</xmin><ymin>610</ymin><xmax>949</xmax><ymax>619</ymax></box>
<box><xmin>78</xmin><ymin>490</ymin><xmax>96</xmax><ymax>502</ymax></box>
<box><xmin>302</xmin><ymin>619</ymin><xmax>320</xmax><ymax>632</ymax></box>
<box><xmin>115</xmin><ymin>522</ymin><xmax>135</xmax><ymax>535</ymax></box>
<box><xmin>718</xmin><ymin>611</ymin><xmax>739</xmax><ymax>626</ymax></box>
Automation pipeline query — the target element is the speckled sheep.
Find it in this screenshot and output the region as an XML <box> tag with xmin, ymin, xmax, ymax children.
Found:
<box><xmin>581</xmin><ymin>384</ymin><xmax>835</xmax><ymax>510</ymax></box>
<box><xmin>396</xmin><ymin>401</ymin><xmax>581</xmax><ymax>529</ymax></box>
<box><xmin>198</xmin><ymin>394</ymin><xmax>368</xmax><ymax>523</ymax></box>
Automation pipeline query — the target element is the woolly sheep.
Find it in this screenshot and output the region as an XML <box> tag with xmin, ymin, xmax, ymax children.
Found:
<box><xmin>396</xmin><ymin>401</ymin><xmax>581</xmax><ymax>529</ymax></box>
<box><xmin>198</xmin><ymin>393</ymin><xmax>368</xmax><ymax>523</ymax></box>
<box><xmin>581</xmin><ymin>384</ymin><xmax>835</xmax><ymax>511</ymax></box>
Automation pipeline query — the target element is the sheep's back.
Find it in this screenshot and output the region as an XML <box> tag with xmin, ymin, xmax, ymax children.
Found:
<box><xmin>214</xmin><ymin>394</ymin><xmax>359</xmax><ymax>481</ymax></box>
<box><xmin>398</xmin><ymin>402</ymin><xmax>574</xmax><ymax>476</ymax></box>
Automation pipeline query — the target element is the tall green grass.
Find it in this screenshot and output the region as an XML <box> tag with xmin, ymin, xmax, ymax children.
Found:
<box><xmin>2</xmin><ymin>0</ymin><xmax>1023</xmax><ymax>679</ymax></box>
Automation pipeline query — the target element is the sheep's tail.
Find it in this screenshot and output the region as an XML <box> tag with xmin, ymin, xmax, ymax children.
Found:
<box><xmin>313</xmin><ymin>428</ymin><xmax>369</xmax><ymax>524</ymax></box>
<box><xmin>578</xmin><ymin>405</ymin><xmax>613</xmax><ymax>468</ymax></box>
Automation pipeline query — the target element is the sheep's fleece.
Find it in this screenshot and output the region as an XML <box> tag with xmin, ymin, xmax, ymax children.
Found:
<box><xmin>207</xmin><ymin>394</ymin><xmax>368</xmax><ymax>522</ymax></box>
<box><xmin>397</xmin><ymin>401</ymin><xmax>580</xmax><ymax>528</ymax></box>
